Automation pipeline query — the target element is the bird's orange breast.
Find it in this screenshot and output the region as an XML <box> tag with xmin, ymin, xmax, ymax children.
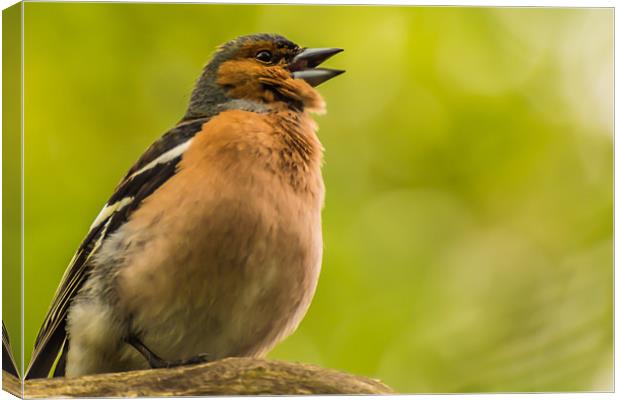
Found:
<box><xmin>113</xmin><ymin>109</ymin><xmax>324</xmax><ymax>362</ymax></box>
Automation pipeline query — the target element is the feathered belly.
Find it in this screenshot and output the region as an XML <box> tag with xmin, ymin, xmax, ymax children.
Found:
<box><xmin>113</xmin><ymin>176</ymin><xmax>323</xmax><ymax>364</ymax></box>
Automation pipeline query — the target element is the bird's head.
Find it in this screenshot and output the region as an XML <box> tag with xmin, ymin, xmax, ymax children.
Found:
<box><xmin>184</xmin><ymin>34</ymin><xmax>344</xmax><ymax>120</ymax></box>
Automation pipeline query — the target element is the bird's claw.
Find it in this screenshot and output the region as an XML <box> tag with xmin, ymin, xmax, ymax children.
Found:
<box><xmin>127</xmin><ymin>335</ymin><xmax>212</xmax><ymax>369</ymax></box>
<box><xmin>151</xmin><ymin>352</ymin><xmax>212</xmax><ymax>369</ymax></box>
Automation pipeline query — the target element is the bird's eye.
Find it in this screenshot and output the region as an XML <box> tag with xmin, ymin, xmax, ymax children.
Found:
<box><xmin>255</xmin><ymin>50</ymin><xmax>273</xmax><ymax>63</ymax></box>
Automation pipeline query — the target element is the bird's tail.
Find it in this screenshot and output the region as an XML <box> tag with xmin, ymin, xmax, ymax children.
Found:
<box><xmin>24</xmin><ymin>324</ymin><xmax>67</xmax><ymax>380</ymax></box>
<box><xmin>2</xmin><ymin>321</ymin><xmax>19</xmax><ymax>378</ymax></box>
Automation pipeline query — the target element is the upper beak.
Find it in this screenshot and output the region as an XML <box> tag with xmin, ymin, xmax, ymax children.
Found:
<box><xmin>289</xmin><ymin>48</ymin><xmax>345</xmax><ymax>87</ymax></box>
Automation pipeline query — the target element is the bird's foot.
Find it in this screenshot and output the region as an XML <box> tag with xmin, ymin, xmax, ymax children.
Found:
<box><xmin>126</xmin><ymin>334</ymin><xmax>212</xmax><ymax>369</ymax></box>
<box><xmin>149</xmin><ymin>352</ymin><xmax>212</xmax><ymax>369</ymax></box>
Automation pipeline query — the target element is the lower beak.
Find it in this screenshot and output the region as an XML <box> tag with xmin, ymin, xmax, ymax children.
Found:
<box><xmin>290</xmin><ymin>48</ymin><xmax>345</xmax><ymax>87</ymax></box>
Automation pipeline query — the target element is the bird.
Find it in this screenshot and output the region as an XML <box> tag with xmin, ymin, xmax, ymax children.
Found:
<box><xmin>25</xmin><ymin>33</ymin><xmax>344</xmax><ymax>379</ymax></box>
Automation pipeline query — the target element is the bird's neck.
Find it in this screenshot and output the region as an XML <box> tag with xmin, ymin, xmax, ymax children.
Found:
<box><xmin>182</xmin><ymin>65</ymin><xmax>230</xmax><ymax>121</ymax></box>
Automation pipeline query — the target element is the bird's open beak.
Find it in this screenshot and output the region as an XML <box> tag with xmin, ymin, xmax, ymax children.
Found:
<box><xmin>289</xmin><ymin>48</ymin><xmax>345</xmax><ymax>87</ymax></box>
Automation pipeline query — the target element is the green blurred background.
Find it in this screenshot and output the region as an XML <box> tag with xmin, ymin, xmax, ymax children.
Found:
<box><xmin>7</xmin><ymin>3</ymin><xmax>613</xmax><ymax>393</ymax></box>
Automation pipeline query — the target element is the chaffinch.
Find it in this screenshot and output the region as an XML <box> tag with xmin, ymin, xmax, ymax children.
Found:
<box><xmin>25</xmin><ymin>33</ymin><xmax>344</xmax><ymax>379</ymax></box>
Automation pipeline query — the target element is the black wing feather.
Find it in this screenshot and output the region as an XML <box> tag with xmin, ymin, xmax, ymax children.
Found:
<box><xmin>3</xmin><ymin>322</ymin><xmax>19</xmax><ymax>377</ymax></box>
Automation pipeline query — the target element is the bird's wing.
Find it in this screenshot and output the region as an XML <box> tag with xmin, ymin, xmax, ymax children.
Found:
<box><xmin>25</xmin><ymin>118</ymin><xmax>210</xmax><ymax>379</ymax></box>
